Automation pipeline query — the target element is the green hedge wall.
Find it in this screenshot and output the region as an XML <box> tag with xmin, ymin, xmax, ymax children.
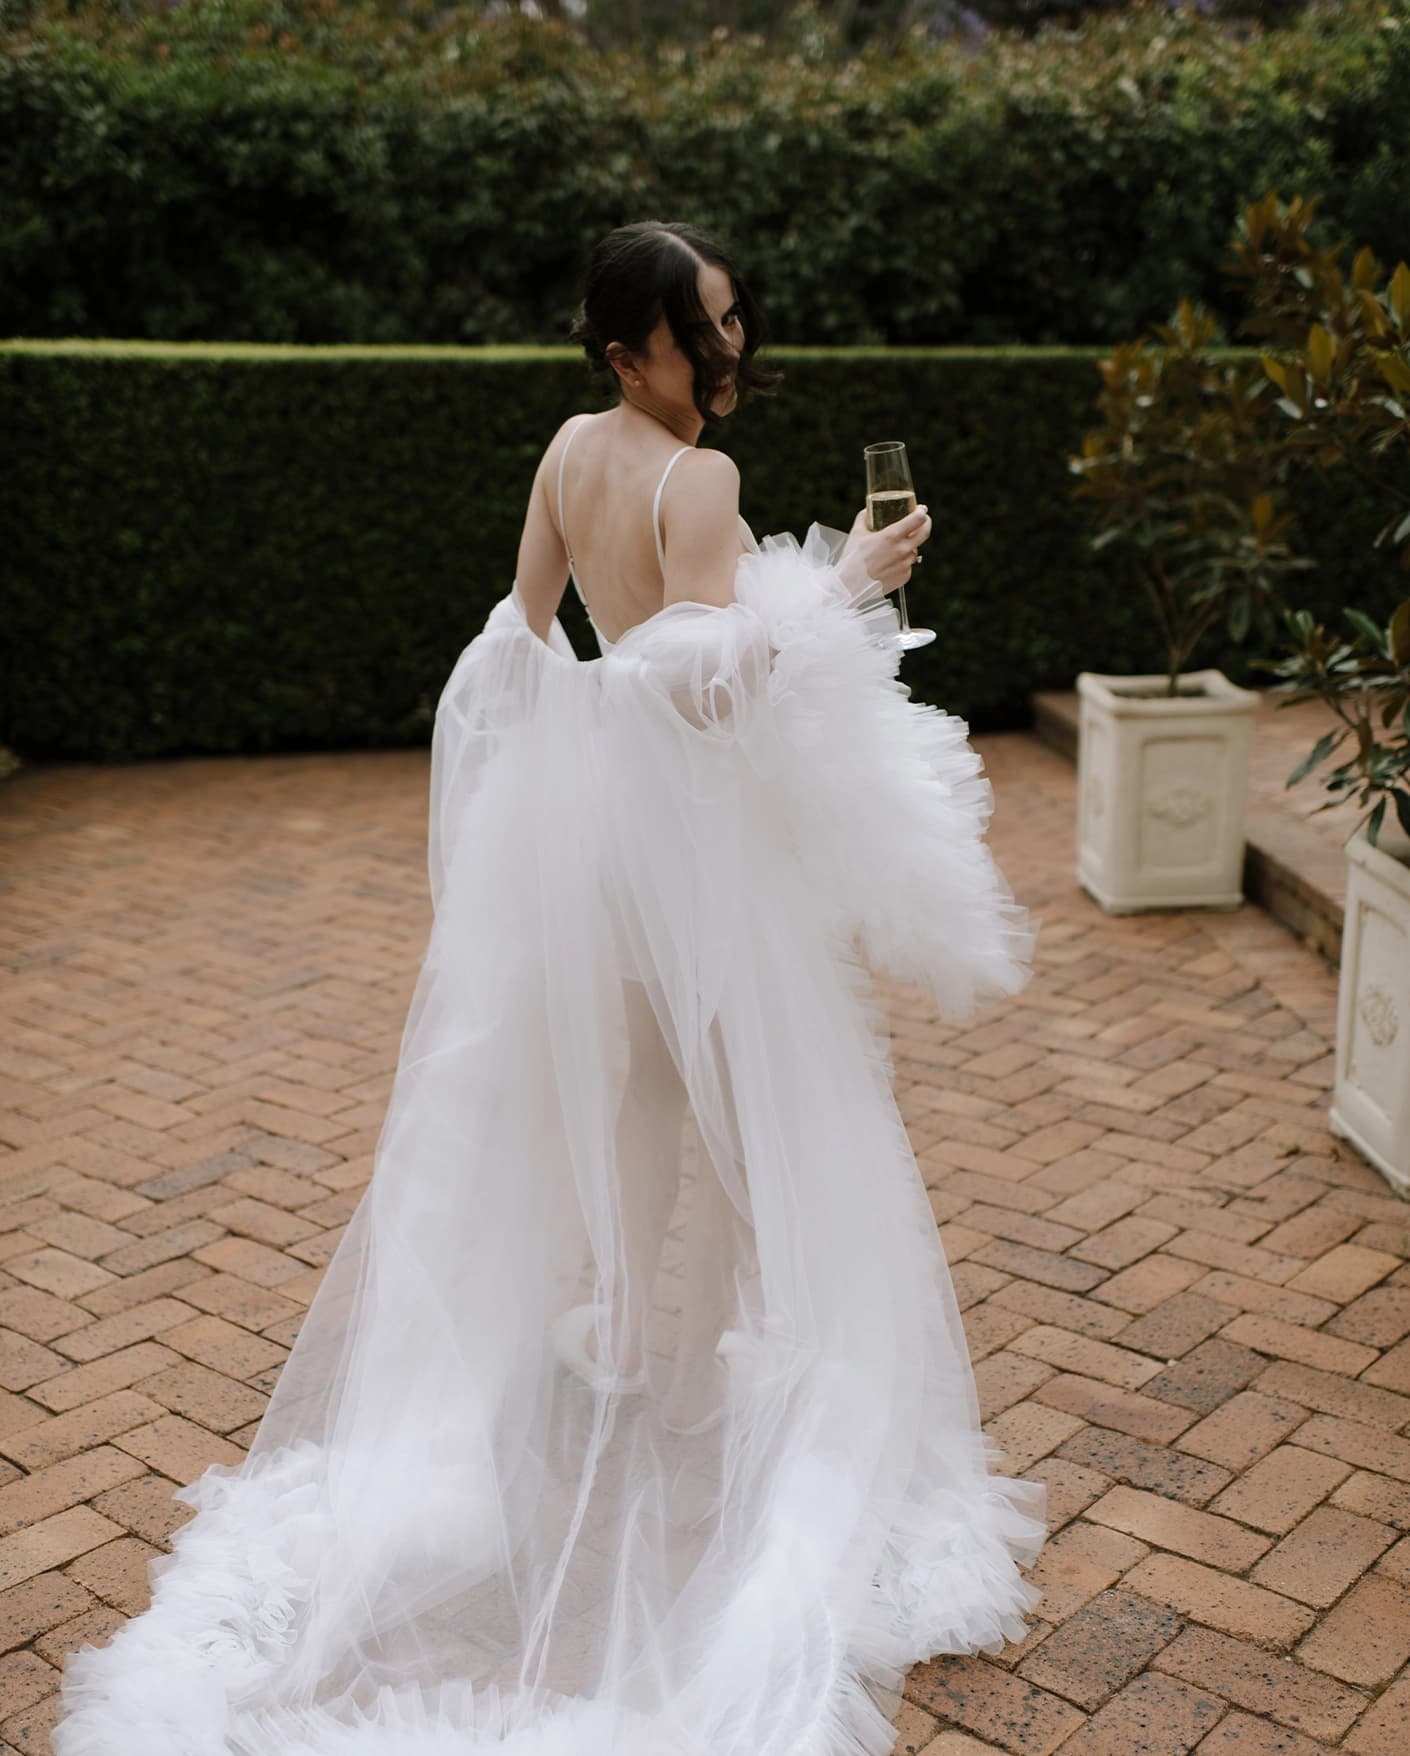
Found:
<box><xmin>1</xmin><ymin>342</ymin><xmax>1401</xmax><ymax>763</ymax></box>
<box><xmin>3</xmin><ymin>2</ymin><xmax>1410</xmax><ymax>346</ymax></box>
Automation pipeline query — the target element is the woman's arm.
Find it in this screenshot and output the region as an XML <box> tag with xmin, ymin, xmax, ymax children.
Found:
<box><xmin>663</xmin><ymin>455</ymin><xmax>934</xmax><ymax>613</ymax></box>
<box><xmin>658</xmin><ymin>449</ymin><xmax>746</xmax><ymax>611</ymax></box>
<box><xmin>511</xmin><ymin>419</ymin><xmax>585</xmax><ymax>643</ymax></box>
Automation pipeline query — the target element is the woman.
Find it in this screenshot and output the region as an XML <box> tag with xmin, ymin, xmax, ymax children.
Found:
<box><xmin>53</xmin><ymin>221</ymin><xmax>1044</xmax><ymax>1756</ymax></box>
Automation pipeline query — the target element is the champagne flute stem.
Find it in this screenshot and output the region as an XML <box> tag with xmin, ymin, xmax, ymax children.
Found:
<box><xmin>897</xmin><ymin>582</ymin><xmax>912</xmax><ymax>636</ymax></box>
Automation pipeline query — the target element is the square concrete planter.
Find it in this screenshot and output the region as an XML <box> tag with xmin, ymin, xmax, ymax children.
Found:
<box><xmin>1076</xmin><ymin>668</ymin><xmax>1261</xmax><ymax>913</ymax></box>
<box><xmin>1331</xmin><ymin>826</ymin><xmax>1410</xmax><ymax>1197</ymax></box>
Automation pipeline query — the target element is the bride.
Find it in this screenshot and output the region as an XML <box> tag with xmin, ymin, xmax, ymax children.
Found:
<box><xmin>52</xmin><ymin>220</ymin><xmax>1045</xmax><ymax>1756</ymax></box>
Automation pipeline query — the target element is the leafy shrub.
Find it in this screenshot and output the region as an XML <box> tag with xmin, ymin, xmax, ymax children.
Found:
<box><xmin>1231</xmin><ymin>191</ymin><xmax>1410</xmax><ymax>563</ymax></box>
<box><xmin>1258</xmin><ymin>600</ymin><xmax>1410</xmax><ymax>845</ymax></box>
<box><xmin>1230</xmin><ymin>191</ymin><xmax>1410</xmax><ymax>844</ymax></box>
<box><xmin>2</xmin><ymin>340</ymin><xmax>1401</xmax><ymax>761</ymax></box>
<box><xmin>2</xmin><ymin>2</ymin><xmax>1408</xmax><ymax>346</ymax></box>
<box><xmin>1071</xmin><ymin>301</ymin><xmax>1310</xmax><ymax>693</ymax></box>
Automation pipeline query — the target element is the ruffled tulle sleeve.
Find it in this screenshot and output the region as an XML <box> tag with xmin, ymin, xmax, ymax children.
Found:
<box><xmin>435</xmin><ymin>527</ymin><xmax>1031</xmax><ymax>1023</ymax></box>
<box><xmin>426</xmin><ymin>586</ymin><xmax>575</xmax><ymax>912</ymax></box>
<box><xmin>620</xmin><ymin>524</ymin><xmax>1033</xmax><ymax>1021</ymax></box>
<box><xmin>736</xmin><ymin>523</ymin><xmax>1033</xmax><ymax>1019</ymax></box>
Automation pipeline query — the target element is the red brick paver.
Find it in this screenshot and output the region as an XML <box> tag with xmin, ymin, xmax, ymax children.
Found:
<box><xmin>1</xmin><ymin>734</ymin><xmax>1406</xmax><ymax>1756</ymax></box>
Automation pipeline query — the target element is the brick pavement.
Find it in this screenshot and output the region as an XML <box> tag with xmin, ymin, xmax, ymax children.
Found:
<box><xmin>1</xmin><ymin>734</ymin><xmax>1407</xmax><ymax>1756</ymax></box>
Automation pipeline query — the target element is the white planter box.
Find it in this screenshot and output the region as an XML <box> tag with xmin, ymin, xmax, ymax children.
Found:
<box><xmin>1332</xmin><ymin>827</ymin><xmax>1410</xmax><ymax>1197</ymax></box>
<box><xmin>1076</xmin><ymin>668</ymin><xmax>1261</xmax><ymax>914</ymax></box>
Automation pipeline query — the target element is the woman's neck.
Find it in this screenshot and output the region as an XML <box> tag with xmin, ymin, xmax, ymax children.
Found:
<box><xmin>616</xmin><ymin>392</ymin><xmax>702</xmax><ymax>447</ymax></box>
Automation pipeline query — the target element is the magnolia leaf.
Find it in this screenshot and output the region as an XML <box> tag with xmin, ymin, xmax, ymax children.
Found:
<box><xmin>1367</xmin><ymin>797</ymin><xmax>1387</xmax><ymax>847</ymax></box>
<box><xmin>1244</xmin><ymin>199</ymin><xmax>1269</xmax><ymax>248</ymax></box>
<box><xmin>1395</xmin><ymin>789</ymin><xmax>1410</xmax><ymax>841</ymax></box>
<box><xmin>1352</xmin><ymin>246</ymin><xmax>1380</xmax><ymax>292</ymax></box>
<box><xmin>1287</xmin><ymin>729</ymin><xmax>1344</xmax><ymax>787</ymax></box>
<box><xmin>1345</xmin><ymin>607</ymin><xmax>1388</xmax><ymax>652</ymax></box>
<box><xmin>1391</xmin><ymin>261</ymin><xmax>1410</xmax><ymax>330</ymax></box>
<box><xmin>1306</xmin><ymin>324</ymin><xmax>1334</xmax><ymax>382</ymax></box>
<box><xmin>1357</xmin><ymin>290</ymin><xmax>1392</xmax><ymax>338</ymax></box>
<box><xmin>1380</xmin><ymin>353</ymin><xmax>1410</xmax><ymax>394</ymax></box>
<box><xmin>1357</xmin><ymin>715</ymin><xmax>1375</xmax><ymax>762</ymax></box>
<box><xmin>1391</xmin><ymin>599</ymin><xmax>1410</xmax><ymax>668</ymax></box>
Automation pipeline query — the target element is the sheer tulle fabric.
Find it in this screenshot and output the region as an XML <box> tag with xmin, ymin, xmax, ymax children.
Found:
<box><xmin>53</xmin><ymin>524</ymin><xmax>1044</xmax><ymax>1756</ymax></box>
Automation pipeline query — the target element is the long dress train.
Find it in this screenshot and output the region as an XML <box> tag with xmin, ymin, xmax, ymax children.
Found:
<box><xmin>51</xmin><ymin>488</ymin><xmax>1045</xmax><ymax>1756</ymax></box>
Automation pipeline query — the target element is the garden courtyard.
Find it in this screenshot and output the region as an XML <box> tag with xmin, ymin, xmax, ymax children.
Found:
<box><xmin>0</xmin><ymin>722</ymin><xmax>1406</xmax><ymax>1756</ymax></box>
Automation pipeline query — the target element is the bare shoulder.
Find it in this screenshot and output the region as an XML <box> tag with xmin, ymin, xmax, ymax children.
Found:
<box><xmin>676</xmin><ymin>447</ymin><xmax>739</xmax><ymax>486</ymax></box>
<box><xmin>533</xmin><ymin>414</ymin><xmax>598</xmax><ymax>518</ymax></box>
<box><xmin>665</xmin><ymin>447</ymin><xmax>740</xmax><ymax>522</ymax></box>
<box><xmin>546</xmin><ymin>411</ymin><xmax>597</xmax><ymax>463</ymax></box>
<box><xmin>659</xmin><ymin>448</ymin><xmax>745</xmax><ymax>609</ymax></box>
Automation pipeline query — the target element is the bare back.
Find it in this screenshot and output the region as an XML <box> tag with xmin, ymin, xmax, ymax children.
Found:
<box><xmin>513</xmin><ymin>411</ymin><xmax>749</xmax><ymax>648</ymax></box>
<box><xmin>555</xmin><ymin>414</ymin><xmax>686</xmax><ymax>643</ymax></box>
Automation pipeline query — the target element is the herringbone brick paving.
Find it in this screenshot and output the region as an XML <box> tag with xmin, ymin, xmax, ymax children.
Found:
<box><xmin>1</xmin><ymin>735</ymin><xmax>1406</xmax><ymax>1755</ymax></box>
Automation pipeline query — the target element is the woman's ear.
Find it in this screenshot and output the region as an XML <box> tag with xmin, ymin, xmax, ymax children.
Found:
<box><xmin>605</xmin><ymin>341</ymin><xmax>639</xmax><ymax>390</ymax></box>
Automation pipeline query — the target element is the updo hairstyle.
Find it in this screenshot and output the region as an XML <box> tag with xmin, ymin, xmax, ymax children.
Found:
<box><xmin>568</xmin><ymin>221</ymin><xmax>781</xmax><ymax>426</ymax></box>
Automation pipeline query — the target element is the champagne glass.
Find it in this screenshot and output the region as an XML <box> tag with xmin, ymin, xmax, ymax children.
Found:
<box><xmin>864</xmin><ymin>440</ymin><xmax>936</xmax><ymax>651</ymax></box>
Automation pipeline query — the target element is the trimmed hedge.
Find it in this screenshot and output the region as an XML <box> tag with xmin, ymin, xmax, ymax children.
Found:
<box><xmin>2</xmin><ymin>342</ymin><xmax>1402</xmax><ymax>763</ymax></box>
<box><xmin>2</xmin><ymin>3</ymin><xmax>1410</xmax><ymax>346</ymax></box>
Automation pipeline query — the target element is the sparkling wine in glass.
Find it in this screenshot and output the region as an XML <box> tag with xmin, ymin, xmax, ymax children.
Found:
<box><xmin>864</xmin><ymin>440</ymin><xmax>935</xmax><ymax>651</ymax></box>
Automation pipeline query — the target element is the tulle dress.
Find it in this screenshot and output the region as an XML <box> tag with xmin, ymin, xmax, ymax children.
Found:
<box><xmin>51</xmin><ymin>428</ymin><xmax>1046</xmax><ymax>1756</ymax></box>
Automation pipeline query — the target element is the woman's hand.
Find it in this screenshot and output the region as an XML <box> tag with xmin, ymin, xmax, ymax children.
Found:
<box><xmin>836</xmin><ymin>503</ymin><xmax>931</xmax><ymax>604</ymax></box>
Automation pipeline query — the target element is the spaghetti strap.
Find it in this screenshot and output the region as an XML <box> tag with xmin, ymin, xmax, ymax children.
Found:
<box><xmin>652</xmin><ymin>446</ymin><xmax>693</xmax><ymax>576</ymax></box>
<box><xmin>556</xmin><ymin>420</ymin><xmax>588</xmax><ymax>606</ymax></box>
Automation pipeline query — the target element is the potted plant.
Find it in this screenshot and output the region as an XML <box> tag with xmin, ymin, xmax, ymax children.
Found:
<box><xmin>1069</xmin><ymin>301</ymin><xmax>1307</xmax><ymax>912</ymax></box>
<box><xmin>1260</xmin><ymin>599</ymin><xmax>1410</xmax><ymax>1191</ymax></box>
<box><xmin>1237</xmin><ymin>192</ymin><xmax>1410</xmax><ymax>1192</ymax></box>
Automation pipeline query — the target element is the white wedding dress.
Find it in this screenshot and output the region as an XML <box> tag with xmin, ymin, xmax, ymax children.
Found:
<box><xmin>52</xmin><ymin>435</ymin><xmax>1045</xmax><ymax>1756</ymax></box>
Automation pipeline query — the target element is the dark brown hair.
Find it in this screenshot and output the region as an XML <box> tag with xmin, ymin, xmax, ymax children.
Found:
<box><xmin>568</xmin><ymin>221</ymin><xmax>781</xmax><ymax>427</ymax></box>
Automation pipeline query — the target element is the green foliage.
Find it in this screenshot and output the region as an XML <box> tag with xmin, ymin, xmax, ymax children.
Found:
<box><xmin>0</xmin><ymin>0</ymin><xmax>1318</xmax><ymax>61</ymax></box>
<box><xmin>1231</xmin><ymin>190</ymin><xmax>1410</xmax><ymax>565</ymax></box>
<box><xmin>1071</xmin><ymin>187</ymin><xmax>1410</xmax><ymax>734</ymax></box>
<box><xmin>1218</xmin><ymin>190</ymin><xmax>1410</xmax><ymax>838</ymax></box>
<box><xmin>3</xmin><ymin>2</ymin><xmax>1410</xmax><ymax>345</ymax></box>
<box><xmin>975</xmin><ymin>0</ymin><xmax>1308</xmax><ymax>24</ymax></box>
<box><xmin>1256</xmin><ymin>599</ymin><xmax>1410</xmax><ymax>844</ymax></box>
<box><xmin>1070</xmin><ymin>299</ymin><xmax>1311</xmax><ymax>692</ymax></box>
<box><xmin>2</xmin><ymin>340</ymin><xmax>1402</xmax><ymax>762</ymax></box>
